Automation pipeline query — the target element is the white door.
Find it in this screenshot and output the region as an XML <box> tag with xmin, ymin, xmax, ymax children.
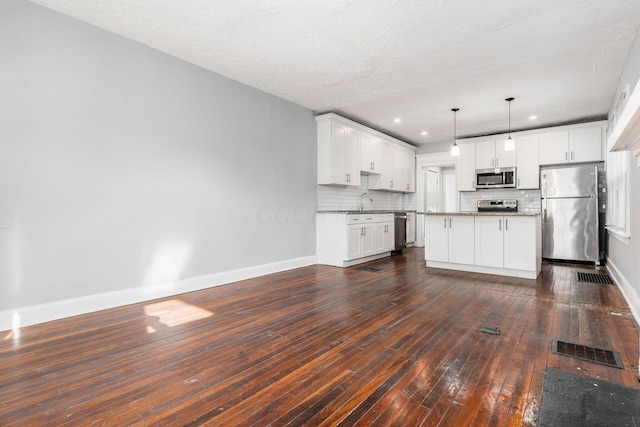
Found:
<box><xmin>425</xmin><ymin>215</ymin><xmax>449</xmax><ymax>262</ymax></box>
<box><xmin>516</xmin><ymin>135</ymin><xmax>540</xmax><ymax>189</ymax></box>
<box><xmin>474</xmin><ymin>216</ymin><xmax>504</xmax><ymax>268</ymax></box>
<box><xmin>373</xmin><ymin>223</ymin><xmax>386</xmax><ymax>253</ymax></box>
<box><xmin>570</xmin><ymin>127</ymin><xmax>602</xmax><ymax>163</ymax></box>
<box><xmin>347</xmin><ymin>225</ymin><xmax>363</xmax><ymax>260</ymax></box>
<box><xmin>442</xmin><ymin>168</ymin><xmax>457</xmax><ymax>212</ymax></box>
<box><xmin>496</xmin><ymin>138</ymin><xmax>517</xmax><ymax>167</ymax></box>
<box><xmin>448</xmin><ymin>216</ymin><xmax>475</xmax><ymax>264</ymax></box>
<box><xmin>457</xmin><ymin>143</ymin><xmax>476</xmax><ymax>191</ymax></box>
<box><xmin>361</xmin><ymin>224</ymin><xmax>375</xmax><ymax>257</ymax></box>
<box><xmin>345</xmin><ymin>129</ymin><xmax>360</xmax><ymax>186</ymax></box>
<box><xmin>426</xmin><ymin>168</ymin><xmax>440</xmax><ymax>212</ymax></box>
<box><xmin>384</xmin><ymin>223</ymin><xmax>395</xmax><ymax>251</ymax></box>
<box><xmin>476</xmin><ymin>140</ymin><xmax>496</xmax><ymax>169</ymax></box>
<box><xmin>331</xmin><ymin>123</ymin><xmax>348</xmax><ymax>184</ymax></box>
<box><xmin>539</xmin><ymin>131</ymin><xmax>569</xmax><ymax>165</ymax></box>
<box><xmin>504</xmin><ymin>216</ymin><xmax>536</xmax><ymax>270</ymax></box>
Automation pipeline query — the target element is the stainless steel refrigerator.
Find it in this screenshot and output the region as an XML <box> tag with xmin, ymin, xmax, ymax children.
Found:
<box><xmin>541</xmin><ymin>163</ymin><xmax>599</xmax><ymax>264</ymax></box>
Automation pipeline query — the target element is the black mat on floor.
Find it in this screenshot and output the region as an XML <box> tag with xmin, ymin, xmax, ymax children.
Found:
<box><xmin>539</xmin><ymin>368</ymin><xmax>640</xmax><ymax>426</ymax></box>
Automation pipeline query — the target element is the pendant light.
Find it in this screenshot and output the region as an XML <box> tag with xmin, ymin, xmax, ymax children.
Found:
<box><xmin>450</xmin><ymin>108</ymin><xmax>460</xmax><ymax>156</ymax></box>
<box><xmin>505</xmin><ymin>97</ymin><xmax>515</xmax><ymax>151</ymax></box>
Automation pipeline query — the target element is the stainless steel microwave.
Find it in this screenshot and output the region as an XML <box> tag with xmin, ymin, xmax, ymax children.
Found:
<box><xmin>476</xmin><ymin>167</ymin><xmax>516</xmax><ymax>189</ymax></box>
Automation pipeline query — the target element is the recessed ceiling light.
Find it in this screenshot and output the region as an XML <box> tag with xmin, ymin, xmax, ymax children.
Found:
<box><xmin>529</xmin><ymin>115</ymin><xmax>538</xmax><ymax>120</ymax></box>
<box><xmin>421</xmin><ymin>131</ymin><xmax>428</xmax><ymax>136</ymax></box>
<box><xmin>394</xmin><ymin>118</ymin><xmax>401</xmax><ymax>123</ymax></box>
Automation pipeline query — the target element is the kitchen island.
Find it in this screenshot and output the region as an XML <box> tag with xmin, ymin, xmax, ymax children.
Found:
<box><xmin>423</xmin><ymin>212</ymin><xmax>542</xmax><ymax>279</ymax></box>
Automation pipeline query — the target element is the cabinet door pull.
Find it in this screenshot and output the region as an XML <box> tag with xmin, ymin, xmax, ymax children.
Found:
<box><xmin>499</xmin><ymin>219</ymin><xmax>502</xmax><ymax>231</ymax></box>
<box><xmin>449</xmin><ymin>218</ymin><xmax>452</xmax><ymax>228</ymax></box>
<box><xmin>518</xmin><ymin>178</ymin><xmax>520</xmax><ymax>187</ymax></box>
<box><xmin>505</xmin><ymin>219</ymin><xmax>508</xmax><ymax>231</ymax></box>
<box><xmin>565</xmin><ymin>152</ymin><xmax>568</xmax><ymax>161</ymax></box>
<box><xmin>571</xmin><ymin>151</ymin><xmax>574</xmax><ymax>160</ymax></box>
<box><xmin>496</xmin><ymin>158</ymin><xmax>499</xmax><ymax>167</ymax></box>
<box><xmin>444</xmin><ymin>218</ymin><xmax>447</xmax><ymax>228</ymax></box>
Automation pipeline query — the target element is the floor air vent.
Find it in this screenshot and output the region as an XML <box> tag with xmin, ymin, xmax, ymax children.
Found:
<box><xmin>551</xmin><ymin>339</ymin><xmax>624</xmax><ymax>369</ymax></box>
<box><xmin>356</xmin><ymin>266</ymin><xmax>382</xmax><ymax>272</ymax></box>
<box><xmin>577</xmin><ymin>272</ymin><xmax>614</xmax><ymax>285</ymax></box>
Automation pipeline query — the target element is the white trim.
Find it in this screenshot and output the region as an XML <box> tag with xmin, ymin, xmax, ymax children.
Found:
<box><xmin>425</xmin><ymin>260</ymin><xmax>539</xmax><ymax>279</ymax></box>
<box><xmin>606</xmin><ymin>227</ymin><xmax>631</xmax><ymax>245</ymax></box>
<box><xmin>607</xmin><ymin>258</ymin><xmax>640</xmax><ymax>325</ymax></box>
<box><xmin>0</xmin><ymin>255</ymin><xmax>317</xmax><ymax>332</ymax></box>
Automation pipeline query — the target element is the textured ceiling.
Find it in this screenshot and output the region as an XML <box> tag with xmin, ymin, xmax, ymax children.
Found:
<box><xmin>29</xmin><ymin>0</ymin><xmax>640</xmax><ymax>145</ymax></box>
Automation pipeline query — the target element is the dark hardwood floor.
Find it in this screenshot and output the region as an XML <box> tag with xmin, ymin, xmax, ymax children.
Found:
<box><xmin>1</xmin><ymin>248</ymin><xmax>638</xmax><ymax>426</ymax></box>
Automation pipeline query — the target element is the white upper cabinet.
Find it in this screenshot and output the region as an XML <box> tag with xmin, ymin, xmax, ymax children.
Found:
<box><xmin>456</xmin><ymin>142</ymin><xmax>476</xmax><ymax>192</ymax></box>
<box><xmin>360</xmin><ymin>131</ymin><xmax>382</xmax><ymax>174</ymax></box>
<box><xmin>317</xmin><ymin>116</ymin><xmax>360</xmax><ymax>186</ymax></box>
<box><xmin>476</xmin><ymin>139</ymin><xmax>516</xmax><ymax>169</ymax></box>
<box><xmin>570</xmin><ymin>126</ymin><xmax>602</xmax><ymax>163</ymax></box>
<box><xmin>516</xmin><ymin>135</ymin><xmax>540</xmax><ymax>189</ymax></box>
<box><xmin>317</xmin><ymin>113</ymin><xmax>416</xmax><ymax>192</ymax></box>
<box><xmin>539</xmin><ymin>124</ymin><xmax>603</xmax><ymax>165</ymax></box>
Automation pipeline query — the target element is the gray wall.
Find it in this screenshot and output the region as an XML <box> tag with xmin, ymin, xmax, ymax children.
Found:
<box><xmin>607</xmin><ymin>30</ymin><xmax>640</xmax><ymax>307</ymax></box>
<box><xmin>0</xmin><ymin>0</ymin><xmax>317</xmax><ymax>310</ymax></box>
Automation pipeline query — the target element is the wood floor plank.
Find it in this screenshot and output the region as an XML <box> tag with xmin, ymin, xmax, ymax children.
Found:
<box><xmin>1</xmin><ymin>248</ymin><xmax>638</xmax><ymax>426</ymax></box>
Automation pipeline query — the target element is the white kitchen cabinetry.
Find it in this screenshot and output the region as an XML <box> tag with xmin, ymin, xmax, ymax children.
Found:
<box><xmin>456</xmin><ymin>142</ymin><xmax>476</xmax><ymax>192</ymax></box>
<box><xmin>360</xmin><ymin>131</ymin><xmax>382</xmax><ymax>174</ymax></box>
<box><xmin>406</xmin><ymin>212</ymin><xmax>416</xmax><ymax>244</ymax></box>
<box><xmin>474</xmin><ymin>215</ymin><xmax>538</xmax><ymax>271</ymax></box>
<box><xmin>503</xmin><ymin>216</ymin><xmax>538</xmax><ymax>271</ymax></box>
<box><xmin>402</xmin><ymin>149</ymin><xmax>416</xmax><ymax>192</ymax></box>
<box><xmin>369</xmin><ymin>141</ymin><xmax>414</xmax><ymax>192</ymax></box>
<box><xmin>539</xmin><ymin>125</ymin><xmax>602</xmax><ymax>165</ymax></box>
<box><xmin>474</xmin><ymin>216</ymin><xmax>504</xmax><ymax>268</ymax></box>
<box><xmin>317</xmin><ymin>116</ymin><xmax>360</xmax><ymax>186</ymax></box>
<box><xmin>476</xmin><ymin>139</ymin><xmax>516</xmax><ymax>169</ymax></box>
<box><xmin>516</xmin><ymin>135</ymin><xmax>540</xmax><ymax>189</ymax></box>
<box><xmin>425</xmin><ymin>215</ymin><xmax>475</xmax><ymax>264</ymax></box>
<box><xmin>426</xmin><ymin>214</ymin><xmax>541</xmax><ymax>279</ymax></box>
<box><xmin>570</xmin><ymin>126</ymin><xmax>602</xmax><ymax>163</ymax></box>
<box><xmin>374</xmin><ymin>219</ymin><xmax>394</xmax><ymax>253</ymax></box>
<box><xmin>317</xmin><ymin>213</ymin><xmax>394</xmax><ymax>267</ymax></box>
<box><xmin>317</xmin><ymin>113</ymin><xmax>416</xmax><ymax>193</ymax></box>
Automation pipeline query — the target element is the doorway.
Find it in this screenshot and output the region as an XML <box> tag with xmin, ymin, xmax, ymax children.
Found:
<box><xmin>425</xmin><ymin>167</ymin><xmax>456</xmax><ymax>213</ymax></box>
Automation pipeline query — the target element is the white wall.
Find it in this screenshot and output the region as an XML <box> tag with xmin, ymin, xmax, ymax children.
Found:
<box><xmin>607</xmin><ymin>30</ymin><xmax>640</xmax><ymax>320</ymax></box>
<box><xmin>0</xmin><ymin>1</ymin><xmax>317</xmax><ymax>326</ymax></box>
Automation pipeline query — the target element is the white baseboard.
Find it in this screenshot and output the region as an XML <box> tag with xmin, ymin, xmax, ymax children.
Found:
<box><xmin>607</xmin><ymin>258</ymin><xmax>640</xmax><ymax>325</ymax></box>
<box><xmin>0</xmin><ymin>255</ymin><xmax>317</xmax><ymax>332</ymax></box>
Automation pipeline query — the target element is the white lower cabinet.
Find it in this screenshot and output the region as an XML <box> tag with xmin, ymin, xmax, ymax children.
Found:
<box><xmin>425</xmin><ymin>215</ymin><xmax>475</xmax><ymax>264</ymax></box>
<box><xmin>503</xmin><ymin>216</ymin><xmax>538</xmax><ymax>271</ymax></box>
<box><xmin>475</xmin><ymin>216</ymin><xmax>537</xmax><ymax>271</ymax></box>
<box><xmin>426</xmin><ymin>214</ymin><xmax>541</xmax><ymax>279</ymax></box>
<box><xmin>317</xmin><ymin>213</ymin><xmax>394</xmax><ymax>267</ymax></box>
<box><xmin>474</xmin><ymin>216</ymin><xmax>505</xmax><ymax>268</ymax></box>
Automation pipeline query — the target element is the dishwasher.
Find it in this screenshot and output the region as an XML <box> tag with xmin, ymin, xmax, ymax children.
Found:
<box><xmin>393</xmin><ymin>212</ymin><xmax>407</xmax><ymax>254</ymax></box>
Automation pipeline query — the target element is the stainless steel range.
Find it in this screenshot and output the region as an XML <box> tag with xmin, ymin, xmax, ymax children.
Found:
<box><xmin>477</xmin><ymin>199</ymin><xmax>518</xmax><ymax>213</ymax></box>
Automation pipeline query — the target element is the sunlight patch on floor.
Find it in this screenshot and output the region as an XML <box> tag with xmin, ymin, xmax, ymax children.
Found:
<box><xmin>144</xmin><ymin>299</ymin><xmax>213</xmax><ymax>331</ymax></box>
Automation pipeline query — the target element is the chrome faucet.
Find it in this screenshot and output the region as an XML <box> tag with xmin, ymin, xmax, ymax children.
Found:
<box><xmin>359</xmin><ymin>192</ymin><xmax>373</xmax><ymax>212</ymax></box>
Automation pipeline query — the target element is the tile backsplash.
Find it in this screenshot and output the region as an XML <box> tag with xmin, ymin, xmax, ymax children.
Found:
<box><xmin>318</xmin><ymin>175</ymin><xmax>417</xmax><ymax>211</ymax></box>
<box><xmin>460</xmin><ymin>189</ymin><xmax>542</xmax><ymax>213</ymax></box>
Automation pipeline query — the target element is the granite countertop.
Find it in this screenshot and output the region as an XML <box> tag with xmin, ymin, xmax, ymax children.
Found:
<box><xmin>419</xmin><ymin>211</ymin><xmax>540</xmax><ymax>216</ymax></box>
<box><xmin>317</xmin><ymin>210</ymin><xmax>417</xmax><ymax>214</ymax></box>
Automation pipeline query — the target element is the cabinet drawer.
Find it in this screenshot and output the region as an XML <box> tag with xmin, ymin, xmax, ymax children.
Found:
<box><xmin>347</xmin><ymin>214</ymin><xmax>375</xmax><ymax>224</ymax></box>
